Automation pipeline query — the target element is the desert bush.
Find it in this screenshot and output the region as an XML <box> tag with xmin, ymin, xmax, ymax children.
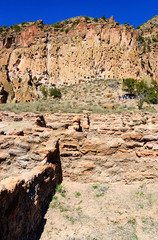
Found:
<box><xmin>49</xmin><ymin>87</ymin><xmax>61</xmax><ymax>99</ymax></box>
<box><xmin>72</xmin><ymin>19</ymin><xmax>80</xmax><ymax>26</ymax></box>
<box><xmin>137</xmin><ymin>36</ymin><xmax>145</xmax><ymax>43</ymax></box>
<box><xmin>122</xmin><ymin>78</ymin><xmax>158</xmax><ymax>109</ymax></box>
<box><xmin>93</xmin><ymin>18</ymin><xmax>98</xmax><ymax>22</ymax></box>
<box><xmin>64</xmin><ymin>20</ymin><xmax>69</xmax><ymax>25</ymax></box>
<box><xmin>40</xmin><ymin>86</ymin><xmax>48</xmax><ymax>98</ymax></box>
<box><xmin>83</xmin><ymin>16</ymin><xmax>90</xmax><ymax>21</ymax></box>
<box><xmin>65</xmin><ymin>28</ymin><xmax>69</xmax><ymax>33</ymax></box>
<box><xmin>152</xmin><ymin>37</ymin><xmax>158</xmax><ymax>42</ymax></box>
<box><xmin>13</xmin><ymin>24</ymin><xmax>21</xmax><ymax>32</ymax></box>
<box><xmin>21</xmin><ymin>21</ymin><xmax>27</xmax><ymax>27</ymax></box>
<box><xmin>122</xmin><ymin>78</ymin><xmax>137</xmax><ymax>94</ymax></box>
<box><xmin>101</xmin><ymin>15</ymin><xmax>106</xmax><ymax>20</ymax></box>
<box><xmin>53</xmin><ymin>22</ymin><xmax>61</xmax><ymax>28</ymax></box>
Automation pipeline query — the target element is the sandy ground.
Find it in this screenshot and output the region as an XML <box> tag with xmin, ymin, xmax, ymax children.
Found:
<box><xmin>40</xmin><ymin>179</ymin><xmax>158</xmax><ymax>240</ymax></box>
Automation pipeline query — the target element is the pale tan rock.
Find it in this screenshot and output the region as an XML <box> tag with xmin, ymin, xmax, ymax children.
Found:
<box><xmin>121</xmin><ymin>132</ymin><xmax>142</xmax><ymax>141</ymax></box>
<box><xmin>0</xmin><ymin>16</ymin><xmax>158</xmax><ymax>102</ymax></box>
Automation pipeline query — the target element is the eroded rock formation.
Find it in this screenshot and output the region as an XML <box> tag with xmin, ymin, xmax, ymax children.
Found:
<box><xmin>0</xmin><ymin>113</ymin><xmax>62</xmax><ymax>240</ymax></box>
<box><xmin>0</xmin><ymin>15</ymin><xmax>158</xmax><ymax>102</ymax></box>
<box><xmin>0</xmin><ymin>110</ymin><xmax>158</xmax><ymax>238</ymax></box>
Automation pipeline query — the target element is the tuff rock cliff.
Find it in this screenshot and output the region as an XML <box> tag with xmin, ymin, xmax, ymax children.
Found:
<box><xmin>0</xmin><ymin>15</ymin><xmax>158</xmax><ymax>103</ymax></box>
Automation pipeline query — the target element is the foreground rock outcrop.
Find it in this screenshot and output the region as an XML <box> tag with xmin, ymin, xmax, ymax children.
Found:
<box><xmin>0</xmin><ymin>110</ymin><xmax>158</xmax><ymax>239</ymax></box>
<box><xmin>44</xmin><ymin>112</ymin><xmax>158</xmax><ymax>184</ymax></box>
<box><xmin>0</xmin><ymin>113</ymin><xmax>62</xmax><ymax>240</ymax></box>
<box><xmin>0</xmin><ymin>15</ymin><xmax>158</xmax><ymax>102</ymax></box>
<box><xmin>1</xmin><ymin>111</ymin><xmax>158</xmax><ymax>184</ymax></box>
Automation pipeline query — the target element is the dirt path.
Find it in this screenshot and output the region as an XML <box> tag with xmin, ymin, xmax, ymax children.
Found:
<box><xmin>40</xmin><ymin>179</ymin><xmax>158</xmax><ymax>240</ymax></box>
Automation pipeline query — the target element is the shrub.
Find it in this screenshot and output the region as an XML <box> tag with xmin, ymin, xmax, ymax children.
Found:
<box><xmin>14</xmin><ymin>25</ymin><xmax>21</xmax><ymax>33</ymax></box>
<box><xmin>72</xmin><ymin>19</ymin><xmax>80</xmax><ymax>26</ymax></box>
<box><xmin>152</xmin><ymin>37</ymin><xmax>158</xmax><ymax>42</ymax></box>
<box><xmin>64</xmin><ymin>20</ymin><xmax>69</xmax><ymax>25</ymax></box>
<box><xmin>122</xmin><ymin>78</ymin><xmax>158</xmax><ymax>109</ymax></box>
<box><xmin>83</xmin><ymin>16</ymin><xmax>90</xmax><ymax>21</ymax></box>
<box><xmin>53</xmin><ymin>22</ymin><xmax>61</xmax><ymax>28</ymax></box>
<box><xmin>49</xmin><ymin>87</ymin><xmax>61</xmax><ymax>99</ymax></box>
<box><xmin>75</xmin><ymin>192</ymin><xmax>81</xmax><ymax>197</ymax></box>
<box><xmin>137</xmin><ymin>80</ymin><xmax>158</xmax><ymax>107</ymax></box>
<box><xmin>21</xmin><ymin>21</ymin><xmax>27</xmax><ymax>27</ymax></box>
<box><xmin>2</xmin><ymin>25</ymin><xmax>7</xmax><ymax>29</ymax></box>
<box><xmin>122</xmin><ymin>78</ymin><xmax>137</xmax><ymax>94</ymax></box>
<box><xmin>137</xmin><ymin>36</ymin><xmax>145</xmax><ymax>43</ymax></box>
<box><xmin>93</xmin><ymin>18</ymin><xmax>98</xmax><ymax>22</ymax></box>
<box><xmin>55</xmin><ymin>184</ymin><xmax>63</xmax><ymax>193</ymax></box>
<box><xmin>40</xmin><ymin>86</ymin><xmax>48</xmax><ymax>98</ymax></box>
<box><xmin>101</xmin><ymin>15</ymin><xmax>106</xmax><ymax>20</ymax></box>
<box><xmin>65</xmin><ymin>28</ymin><xmax>69</xmax><ymax>34</ymax></box>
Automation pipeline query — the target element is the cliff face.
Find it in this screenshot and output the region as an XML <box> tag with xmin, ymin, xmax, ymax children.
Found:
<box><xmin>0</xmin><ymin>16</ymin><xmax>158</xmax><ymax>102</ymax></box>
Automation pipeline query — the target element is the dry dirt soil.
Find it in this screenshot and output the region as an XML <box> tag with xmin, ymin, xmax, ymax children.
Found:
<box><xmin>40</xmin><ymin>179</ymin><xmax>158</xmax><ymax>240</ymax></box>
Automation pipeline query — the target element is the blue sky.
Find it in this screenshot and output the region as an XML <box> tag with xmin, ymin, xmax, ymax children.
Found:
<box><xmin>0</xmin><ymin>0</ymin><xmax>157</xmax><ymax>28</ymax></box>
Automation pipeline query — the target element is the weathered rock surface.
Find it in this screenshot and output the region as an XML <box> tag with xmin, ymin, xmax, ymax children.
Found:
<box><xmin>0</xmin><ymin>15</ymin><xmax>158</xmax><ymax>102</ymax></box>
<box><xmin>1</xmin><ymin>111</ymin><xmax>158</xmax><ymax>184</ymax></box>
<box><xmin>0</xmin><ymin>110</ymin><xmax>158</xmax><ymax>239</ymax></box>
<box><xmin>0</xmin><ymin>113</ymin><xmax>62</xmax><ymax>240</ymax></box>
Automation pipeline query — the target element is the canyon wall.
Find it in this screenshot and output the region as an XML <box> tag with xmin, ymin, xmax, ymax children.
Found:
<box><xmin>0</xmin><ymin>16</ymin><xmax>158</xmax><ymax>102</ymax></box>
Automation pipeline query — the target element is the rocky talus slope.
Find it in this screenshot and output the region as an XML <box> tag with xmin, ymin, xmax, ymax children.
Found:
<box><xmin>0</xmin><ymin>15</ymin><xmax>158</xmax><ymax>103</ymax></box>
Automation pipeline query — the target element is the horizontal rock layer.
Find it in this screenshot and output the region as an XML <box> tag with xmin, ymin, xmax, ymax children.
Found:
<box><xmin>0</xmin><ymin>115</ymin><xmax>62</xmax><ymax>240</ymax></box>
<box><xmin>1</xmin><ymin>111</ymin><xmax>158</xmax><ymax>185</ymax></box>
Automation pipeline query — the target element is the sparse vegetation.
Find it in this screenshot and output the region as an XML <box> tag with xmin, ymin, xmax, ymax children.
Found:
<box><xmin>40</xmin><ymin>85</ymin><xmax>48</xmax><ymax>98</ymax></box>
<box><xmin>75</xmin><ymin>192</ymin><xmax>81</xmax><ymax>197</ymax></box>
<box><xmin>101</xmin><ymin>15</ymin><xmax>106</xmax><ymax>21</ymax></box>
<box><xmin>56</xmin><ymin>184</ymin><xmax>63</xmax><ymax>193</ymax></box>
<box><xmin>128</xmin><ymin>218</ymin><xmax>136</xmax><ymax>225</ymax></box>
<box><xmin>122</xmin><ymin>78</ymin><xmax>137</xmax><ymax>94</ymax></box>
<box><xmin>122</xmin><ymin>78</ymin><xmax>158</xmax><ymax>109</ymax></box>
<box><xmin>152</xmin><ymin>37</ymin><xmax>158</xmax><ymax>42</ymax></box>
<box><xmin>1</xmin><ymin>77</ymin><xmax>158</xmax><ymax>114</ymax></box>
<box><xmin>49</xmin><ymin>87</ymin><xmax>62</xmax><ymax>99</ymax></box>
<box><xmin>96</xmin><ymin>193</ymin><xmax>104</xmax><ymax>197</ymax></box>
<box><xmin>64</xmin><ymin>20</ymin><xmax>69</xmax><ymax>25</ymax></box>
<box><xmin>65</xmin><ymin>28</ymin><xmax>70</xmax><ymax>34</ymax></box>
<box><xmin>53</xmin><ymin>22</ymin><xmax>61</xmax><ymax>28</ymax></box>
<box><xmin>13</xmin><ymin>24</ymin><xmax>21</xmax><ymax>32</ymax></box>
<box><xmin>72</xmin><ymin>19</ymin><xmax>80</xmax><ymax>26</ymax></box>
<box><xmin>83</xmin><ymin>16</ymin><xmax>90</xmax><ymax>21</ymax></box>
<box><xmin>93</xmin><ymin>18</ymin><xmax>98</xmax><ymax>22</ymax></box>
<box><xmin>137</xmin><ymin>35</ymin><xmax>145</xmax><ymax>43</ymax></box>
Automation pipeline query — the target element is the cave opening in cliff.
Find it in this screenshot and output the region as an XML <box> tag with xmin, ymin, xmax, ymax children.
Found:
<box><xmin>0</xmin><ymin>90</ymin><xmax>8</xmax><ymax>103</ymax></box>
